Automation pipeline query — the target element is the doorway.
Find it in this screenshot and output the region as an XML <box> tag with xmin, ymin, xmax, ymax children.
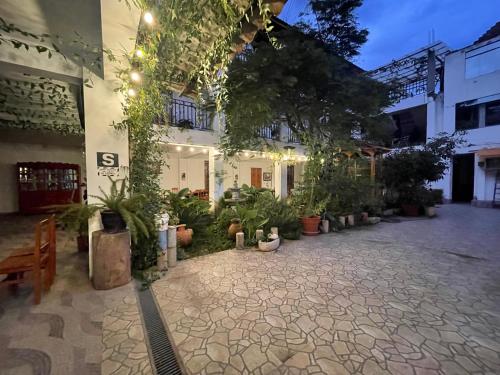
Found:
<box><xmin>452</xmin><ymin>153</ymin><xmax>474</xmax><ymax>202</ymax></box>
<box><xmin>251</xmin><ymin>168</ymin><xmax>262</xmax><ymax>188</ymax></box>
<box><xmin>287</xmin><ymin>165</ymin><xmax>294</xmax><ymax>194</ymax></box>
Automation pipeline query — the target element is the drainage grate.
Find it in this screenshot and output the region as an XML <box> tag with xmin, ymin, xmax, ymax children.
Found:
<box><xmin>138</xmin><ymin>288</ymin><xmax>183</xmax><ymax>375</ymax></box>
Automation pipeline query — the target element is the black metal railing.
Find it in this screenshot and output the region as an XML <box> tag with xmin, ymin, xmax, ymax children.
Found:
<box><xmin>258</xmin><ymin>123</ymin><xmax>281</xmax><ymax>140</ymax></box>
<box><xmin>391</xmin><ymin>73</ymin><xmax>441</xmax><ymax>101</ymax></box>
<box><xmin>168</xmin><ymin>99</ymin><xmax>211</xmax><ymax>130</ymax></box>
<box><xmin>286</xmin><ymin>127</ymin><xmax>301</xmax><ymax>144</ymax></box>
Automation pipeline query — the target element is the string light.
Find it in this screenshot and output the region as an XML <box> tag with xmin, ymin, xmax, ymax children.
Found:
<box><xmin>135</xmin><ymin>49</ymin><xmax>144</xmax><ymax>58</ymax></box>
<box><xmin>130</xmin><ymin>71</ymin><xmax>141</xmax><ymax>82</ymax></box>
<box><xmin>127</xmin><ymin>88</ymin><xmax>136</xmax><ymax>97</ymax></box>
<box><xmin>176</xmin><ymin>146</ymin><xmax>182</xmax><ymax>151</ymax></box>
<box><xmin>144</xmin><ymin>12</ymin><xmax>154</xmax><ymax>24</ymax></box>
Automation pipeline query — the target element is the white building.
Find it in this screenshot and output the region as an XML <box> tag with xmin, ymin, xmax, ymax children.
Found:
<box><xmin>371</xmin><ymin>22</ymin><xmax>500</xmax><ymax>207</ymax></box>
<box><xmin>0</xmin><ymin>0</ymin><xmax>302</xmax><ymax>219</ymax></box>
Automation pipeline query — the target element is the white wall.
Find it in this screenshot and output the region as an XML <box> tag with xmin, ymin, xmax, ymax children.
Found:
<box><xmin>0</xmin><ymin>138</ymin><xmax>84</xmax><ymax>213</ymax></box>
<box><xmin>161</xmin><ymin>155</ymin><xmax>206</xmax><ymax>191</ymax></box>
<box><xmin>438</xmin><ymin>40</ymin><xmax>500</xmax><ymax>202</ymax></box>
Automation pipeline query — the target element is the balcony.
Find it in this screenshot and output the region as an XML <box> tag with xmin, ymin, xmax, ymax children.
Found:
<box><xmin>390</xmin><ymin>73</ymin><xmax>441</xmax><ymax>102</ymax></box>
<box><xmin>258</xmin><ymin>123</ymin><xmax>280</xmax><ymax>140</ymax></box>
<box><xmin>286</xmin><ymin>127</ymin><xmax>301</xmax><ymax>144</ymax></box>
<box><xmin>168</xmin><ymin>98</ymin><xmax>212</xmax><ymax>130</ymax></box>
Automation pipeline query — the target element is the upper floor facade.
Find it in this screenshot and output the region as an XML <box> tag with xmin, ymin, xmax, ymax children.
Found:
<box><xmin>370</xmin><ymin>23</ymin><xmax>500</xmax><ymax>150</ymax></box>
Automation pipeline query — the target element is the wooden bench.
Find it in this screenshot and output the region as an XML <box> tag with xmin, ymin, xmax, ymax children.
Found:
<box><xmin>0</xmin><ymin>215</ymin><xmax>56</xmax><ymax>304</ymax></box>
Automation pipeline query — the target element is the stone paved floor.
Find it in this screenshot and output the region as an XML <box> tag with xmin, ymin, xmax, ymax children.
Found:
<box><xmin>0</xmin><ymin>215</ymin><xmax>152</xmax><ymax>375</ymax></box>
<box><xmin>152</xmin><ymin>204</ymin><xmax>500</xmax><ymax>375</ymax></box>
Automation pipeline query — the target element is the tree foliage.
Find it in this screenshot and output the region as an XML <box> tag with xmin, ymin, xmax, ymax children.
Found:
<box><xmin>297</xmin><ymin>0</ymin><xmax>368</xmax><ymax>59</ymax></box>
<box><xmin>222</xmin><ymin>28</ymin><xmax>393</xmax><ymax>154</ymax></box>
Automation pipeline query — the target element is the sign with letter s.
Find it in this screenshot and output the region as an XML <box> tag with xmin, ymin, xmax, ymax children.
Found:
<box><xmin>97</xmin><ymin>152</ymin><xmax>119</xmax><ymax>167</ymax></box>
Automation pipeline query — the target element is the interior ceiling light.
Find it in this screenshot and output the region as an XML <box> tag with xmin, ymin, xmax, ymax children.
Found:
<box><xmin>189</xmin><ymin>147</ymin><xmax>195</xmax><ymax>152</ymax></box>
<box><xmin>176</xmin><ymin>146</ymin><xmax>182</xmax><ymax>151</ymax></box>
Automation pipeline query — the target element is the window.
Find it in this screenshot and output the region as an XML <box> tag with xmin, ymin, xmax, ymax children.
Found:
<box><xmin>486</xmin><ymin>100</ymin><xmax>500</xmax><ymax>126</ymax></box>
<box><xmin>456</xmin><ymin>104</ymin><xmax>479</xmax><ymax>130</ymax></box>
<box><xmin>465</xmin><ymin>41</ymin><xmax>500</xmax><ymax>79</ymax></box>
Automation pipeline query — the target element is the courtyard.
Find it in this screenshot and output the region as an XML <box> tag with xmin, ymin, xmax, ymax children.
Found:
<box><xmin>152</xmin><ymin>204</ymin><xmax>500</xmax><ymax>374</ymax></box>
<box><xmin>0</xmin><ymin>205</ymin><xmax>500</xmax><ymax>374</ymax></box>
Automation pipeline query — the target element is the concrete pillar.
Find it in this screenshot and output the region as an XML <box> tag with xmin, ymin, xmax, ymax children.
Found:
<box><xmin>84</xmin><ymin>70</ymin><xmax>129</xmax><ymax>278</ymax></box>
<box><xmin>274</xmin><ymin>161</ymin><xmax>288</xmax><ymax>199</ymax></box>
<box><xmin>209</xmin><ymin>147</ymin><xmax>225</xmax><ymax>207</ymax></box>
<box><xmin>473</xmin><ymin>153</ymin><xmax>486</xmax><ymax>201</ymax></box>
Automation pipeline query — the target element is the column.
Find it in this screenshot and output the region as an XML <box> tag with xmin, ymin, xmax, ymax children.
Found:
<box><xmin>274</xmin><ymin>161</ymin><xmax>288</xmax><ymax>199</ymax></box>
<box><xmin>84</xmin><ymin>70</ymin><xmax>130</xmax><ymax>278</ymax></box>
<box><xmin>209</xmin><ymin>147</ymin><xmax>225</xmax><ymax>208</ymax></box>
<box><xmin>473</xmin><ymin>152</ymin><xmax>486</xmax><ymax>204</ymax></box>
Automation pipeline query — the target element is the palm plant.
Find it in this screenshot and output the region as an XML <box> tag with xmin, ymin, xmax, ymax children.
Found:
<box><xmin>92</xmin><ymin>178</ymin><xmax>150</xmax><ymax>244</ymax></box>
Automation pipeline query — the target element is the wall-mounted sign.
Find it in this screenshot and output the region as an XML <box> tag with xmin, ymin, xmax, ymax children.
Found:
<box><xmin>97</xmin><ymin>152</ymin><xmax>119</xmax><ymax>167</ymax></box>
<box><xmin>97</xmin><ymin>152</ymin><xmax>120</xmax><ymax>177</ymax></box>
<box><xmin>263</xmin><ymin>172</ymin><xmax>272</xmax><ymax>181</ymax></box>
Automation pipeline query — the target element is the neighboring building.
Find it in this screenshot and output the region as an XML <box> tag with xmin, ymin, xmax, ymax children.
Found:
<box><xmin>370</xmin><ymin>22</ymin><xmax>500</xmax><ymax>207</ymax></box>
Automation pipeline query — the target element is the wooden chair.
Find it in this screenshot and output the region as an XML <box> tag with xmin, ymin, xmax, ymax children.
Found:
<box><xmin>0</xmin><ymin>216</ymin><xmax>56</xmax><ymax>304</ymax></box>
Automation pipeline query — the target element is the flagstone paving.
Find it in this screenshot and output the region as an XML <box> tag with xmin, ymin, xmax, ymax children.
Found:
<box><xmin>152</xmin><ymin>205</ymin><xmax>500</xmax><ymax>375</ymax></box>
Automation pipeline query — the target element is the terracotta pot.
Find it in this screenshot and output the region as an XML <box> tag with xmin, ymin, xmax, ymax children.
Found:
<box><xmin>177</xmin><ymin>224</ymin><xmax>193</xmax><ymax>247</ymax></box>
<box><xmin>360</xmin><ymin>212</ymin><xmax>369</xmax><ymax>223</ymax></box>
<box><xmin>301</xmin><ymin>216</ymin><xmax>321</xmax><ymax>236</ymax></box>
<box><xmin>77</xmin><ymin>234</ymin><xmax>89</xmax><ymax>252</ymax></box>
<box><xmin>228</xmin><ymin>219</ymin><xmax>243</xmax><ymax>239</ymax></box>
<box><xmin>401</xmin><ymin>204</ymin><xmax>419</xmax><ymax>217</ymax></box>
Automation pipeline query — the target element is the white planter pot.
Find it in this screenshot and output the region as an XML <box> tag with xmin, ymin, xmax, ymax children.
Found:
<box><xmin>337</xmin><ymin>216</ymin><xmax>346</xmax><ymax>228</ymax></box>
<box><xmin>425</xmin><ymin>206</ymin><xmax>436</xmax><ymax>217</ymax></box>
<box><xmin>347</xmin><ymin>214</ymin><xmax>355</xmax><ymax>226</ymax></box>
<box><xmin>320</xmin><ymin>219</ymin><xmax>329</xmax><ymax>233</ymax></box>
<box><xmin>258</xmin><ymin>238</ymin><xmax>280</xmax><ymax>252</ymax></box>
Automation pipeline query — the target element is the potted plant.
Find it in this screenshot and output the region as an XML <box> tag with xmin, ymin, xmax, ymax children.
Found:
<box><xmin>59</xmin><ymin>203</ymin><xmax>100</xmax><ymax>252</ymax></box>
<box><xmin>300</xmin><ymin>199</ymin><xmax>328</xmax><ymax>236</ymax></box>
<box><xmin>92</xmin><ymin>178</ymin><xmax>150</xmax><ymax>244</ymax></box>
<box><xmin>258</xmin><ymin>233</ymin><xmax>280</xmax><ymax>252</ymax></box>
<box><xmin>422</xmin><ymin>188</ymin><xmax>437</xmax><ymax>217</ymax></box>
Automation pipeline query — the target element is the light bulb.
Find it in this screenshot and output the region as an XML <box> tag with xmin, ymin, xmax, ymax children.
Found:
<box><xmin>144</xmin><ymin>12</ymin><xmax>153</xmax><ymax>24</ymax></box>
<box><xmin>244</xmin><ymin>152</ymin><xmax>249</xmax><ymax>157</ymax></box>
<box><xmin>189</xmin><ymin>147</ymin><xmax>195</xmax><ymax>152</ymax></box>
<box><xmin>176</xmin><ymin>146</ymin><xmax>182</xmax><ymax>151</ymax></box>
<box><xmin>127</xmin><ymin>88</ymin><xmax>136</xmax><ymax>97</ymax></box>
<box><xmin>202</xmin><ymin>149</ymin><xmax>208</xmax><ymax>154</ymax></box>
<box><xmin>135</xmin><ymin>49</ymin><xmax>144</xmax><ymax>58</ymax></box>
<box><xmin>130</xmin><ymin>71</ymin><xmax>141</xmax><ymax>82</ymax></box>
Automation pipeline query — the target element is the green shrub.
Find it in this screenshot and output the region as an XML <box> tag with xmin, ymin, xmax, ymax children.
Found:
<box><xmin>164</xmin><ymin>188</ymin><xmax>213</xmax><ymax>236</ymax></box>
<box><xmin>254</xmin><ymin>191</ymin><xmax>301</xmax><ymax>239</ymax></box>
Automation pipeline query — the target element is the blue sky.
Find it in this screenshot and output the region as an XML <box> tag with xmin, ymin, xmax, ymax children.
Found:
<box><xmin>279</xmin><ymin>0</ymin><xmax>500</xmax><ymax>70</ymax></box>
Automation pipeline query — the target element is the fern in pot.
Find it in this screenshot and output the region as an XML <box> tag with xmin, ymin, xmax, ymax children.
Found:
<box><xmin>93</xmin><ymin>178</ymin><xmax>150</xmax><ymax>244</ymax></box>
<box><xmin>59</xmin><ymin>203</ymin><xmax>100</xmax><ymax>252</ymax></box>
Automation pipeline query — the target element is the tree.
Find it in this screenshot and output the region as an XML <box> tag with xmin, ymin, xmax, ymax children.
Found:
<box><xmin>297</xmin><ymin>0</ymin><xmax>368</xmax><ymax>59</ymax></box>
<box><xmin>221</xmin><ymin>28</ymin><xmax>393</xmax><ymax>154</ymax></box>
